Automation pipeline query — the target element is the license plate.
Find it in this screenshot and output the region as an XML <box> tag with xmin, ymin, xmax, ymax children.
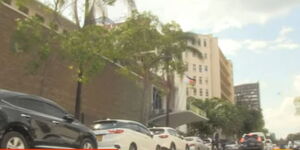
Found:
<box><xmin>96</xmin><ymin>135</ymin><xmax>103</xmax><ymax>141</ymax></box>
<box><xmin>249</xmin><ymin>143</ymin><xmax>255</xmax><ymax>146</ymax></box>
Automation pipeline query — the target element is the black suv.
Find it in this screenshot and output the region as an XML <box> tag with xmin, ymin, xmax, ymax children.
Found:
<box><xmin>239</xmin><ymin>134</ymin><xmax>264</xmax><ymax>150</ymax></box>
<box><xmin>0</xmin><ymin>89</ymin><xmax>97</xmax><ymax>149</ymax></box>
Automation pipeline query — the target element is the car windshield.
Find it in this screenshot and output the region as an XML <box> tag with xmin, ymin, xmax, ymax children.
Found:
<box><xmin>185</xmin><ymin>137</ymin><xmax>195</xmax><ymax>141</ymax></box>
<box><xmin>244</xmin><ymin>135</ymin><xmax>259</xmax><ymax>139</ymax></box>
<box><xmin>93</xmin><ymin>121</ymin><xmax>127</xmax><ymax>130</ymax></box>
<box><xmin>149</xmin><ymin>129</ymin><xmax>165</xmax><ymax>135</ymax></box>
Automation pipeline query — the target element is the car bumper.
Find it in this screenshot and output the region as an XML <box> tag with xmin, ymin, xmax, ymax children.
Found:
<box><xmin>240</xmin><ymin>146</ymin><xmax>264</xmax><ymax>150</ymax></box>
<box><xmin>189</xmin><ymin>146</ymin><xmax>198</xmax><ymax>150</ymax></box>
<box><xmin>97</xmin><ymin>141</ymin><xmax>123</xmax><ymax>150</ymax></box>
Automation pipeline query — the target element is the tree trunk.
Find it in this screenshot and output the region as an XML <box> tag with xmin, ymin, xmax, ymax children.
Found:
<box><xmin>140</xmin><ymin>72</ymin><xmax>151</xmax><ymax>125</ymax></box>
<box><xmin>74</xmin><ymin>70</ymin><xmax>83</xmax><ymax>120</ymax></box>
<box><xmin>165</xmin><ymin>69</ymin><xmax>173</xmax><ymax>126</ymax></box>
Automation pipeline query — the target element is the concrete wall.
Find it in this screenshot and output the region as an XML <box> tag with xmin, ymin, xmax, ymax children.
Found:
<box><xmin>0</xmin><ymin>3</ymin><xmax>146</xmax><ymax>125</ymax></box>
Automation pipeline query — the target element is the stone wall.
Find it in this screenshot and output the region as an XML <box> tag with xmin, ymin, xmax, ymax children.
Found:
<box><xmin>0</xmin><ymin>3</ymin><xmax>145</xmax><ymax>125</ymax></box>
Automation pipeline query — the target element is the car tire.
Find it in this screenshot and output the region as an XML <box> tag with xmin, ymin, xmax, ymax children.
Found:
<box><xmin>170</xmin><ymin>143</ymin><xmax>176</xmax><ymax>150</ymax></box>
<box><xmin>186</xmin><ymin>145</ymin><xmax>189</xmax><ymax>150</ymax></box>
<box><xmin>129</xmin><ymin>143</ymin><xmax>137</xmax><ymax>150</ymax></box>
<box><xmin>80</xmin><ymin>138</ymin><xmax>96</xmax><ymax>149</ymax></box>
<box><xmin>156</xmin><ymin>145</ymin><xmax>161</xmax><ymax>150</ymax></box>
<box><xmin>0</xmin><ymin>131</ymin><xmax>29</xmax><ymax>149</ymax></box>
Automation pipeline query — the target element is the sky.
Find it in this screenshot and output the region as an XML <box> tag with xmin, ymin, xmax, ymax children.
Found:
<box><xmin>41</xmin><ymin>0</ymin><xmax>300</xmax><ymax>139</ymax></box>
<box><xmin>113</xmin><ymin>0</ymin><xmax>300</xmax><ymax>139</ymax></box>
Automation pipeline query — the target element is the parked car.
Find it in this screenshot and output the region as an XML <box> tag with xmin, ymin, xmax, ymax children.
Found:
<box><xmin>0</xmin><ymin>89</ymin><xmax>97</xmax><ymax>149</ymax></box>
<box><xmin>185</xmin><ymin>136</ymin><xmax>209</xmax><ymax>150</ymax></box>
<box><xmin>239</xmin><ymin>133</ymin><xmax>266</xmax><ymax>150</ymax></box>
<box><xmin>265</xmin><ymin>139</ymin><xmax>273</xmax><ymax>150</ymax></box>
<box><xmin>93</xmin><ymin>119</ymin><xmax>160</xmax><ymax>150</ymax></box>
<box><xmin>293</xmin><ymin>140</ymin><xmax>300</xmax><ymax>150</ymax></box>
<box><xmin>203</xmin><ymin>138</ymin><xmax>212</xmax><ymax>150</ymax></box>
<box><xmin>224</xmin><ymin>141</ymin><xmax>239</xmax><ymax>150</ymax></box>
<box><xmin>149</xmin><ymin>127</ymin><xmax>189</xmax><ymax>150</ymax></box>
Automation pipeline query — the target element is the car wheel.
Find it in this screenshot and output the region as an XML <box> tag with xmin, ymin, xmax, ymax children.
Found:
<box><xmin>170</xmin><ymin>143</ymin><xmax>176</xmax><ymax>150</ymax></box>
<box><xmin>129</xmin><ymin>143</ymin><xmax>137</xmax><ymax>150</ymax></box>
<box><xmin>186</xmin><ymin>145</ymin><xmax>189</xmax><ymax>150</ymax></box>
<box><xmin>80</xmin><ymin>138</ymin><xmax>96</xmax><ymax>149</ymax></box>
<box><xmin>156</xmin><ymin>145</ymin><xmax>161</xmax><ymax>150</ymax></box>
<box><xmin>0</xmin><ymin>131</ymin><xmax>29</xmax><ymax>149</ymax></box>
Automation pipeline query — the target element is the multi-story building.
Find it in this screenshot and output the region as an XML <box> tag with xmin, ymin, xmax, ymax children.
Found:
<box><xmin>179</xmin><ymin>34</ymin><xmax>234</xmax><ymax>103</ymax></box>
<box><xmin>171</xmin><ymin>34</ymin><xmax>234</xmax><ymax>133</ymax></box>
<box><xmin>234</xmin><ymin>82</ymin><xmax>261</xmax><ymax>110</ymax></box>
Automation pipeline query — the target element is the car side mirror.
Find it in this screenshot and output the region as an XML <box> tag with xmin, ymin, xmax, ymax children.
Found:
<box><xmin>63</xmin><ymin>114</ymin><xmax>75</xmax><ymax>122</ymax></box>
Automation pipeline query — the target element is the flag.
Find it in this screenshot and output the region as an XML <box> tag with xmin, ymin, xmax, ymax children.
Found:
<box><xmin>186</xmin><ymin>75</ymin><xmax>196</xmax><ymax>86</ymax></box>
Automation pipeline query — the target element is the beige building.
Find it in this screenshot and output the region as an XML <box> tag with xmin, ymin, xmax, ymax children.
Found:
<box><xmin>183</xmin><ymin>34</ymin><xmax>234</xmax><ymax>103</ymax></box>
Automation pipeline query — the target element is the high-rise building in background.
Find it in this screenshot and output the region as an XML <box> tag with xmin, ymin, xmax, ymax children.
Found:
<box><xmin>234</xmin><ymin>82</ymin><xmax>261</xmax><ymax>110</ymax></box>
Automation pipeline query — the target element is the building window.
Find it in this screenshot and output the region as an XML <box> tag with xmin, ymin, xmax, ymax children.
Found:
<box><xmin>193</xmin><ymin>64</ymin><xmax>196</xmax><ymax>72</ymax></box>
<box><xmin>199</xmin><ymin>89</ymin><xmax>203</xmax><ymax>96</ymax></box>
<box><xmin>199</xmin><ymin>65</ymin><xmax>202</xmax><ymax>72</ymax></box>
<box><xmin>204</xmin><ymin>40</ymin><xmax>207</xmax><ymax>47</ymax></box>
<box><xmin>206</xmin><ymin>89</ymin><xmax>209</xmax><ymax>96</ymax></box>
<box><xmin>3</xmin><ymin>0</ymin><xmax>12</xmax><ymax>5</ymax></box>
<box><xmin>205</xmin><ymin>65</ymin><xmax>208</xmax><ymax>71</ymax></box>
<box><xmin>193</xmin><ymin>88</ymin><xmax>197</xmax><ymax>96</ymax></box>
<box><xmin>205</xmin><ymin>78</ymin><xmax>208</xmax><ymax>84</ymax></box>
<box><xmin>199</xmin><ymin>77</ymin><xmax>202</xmax><ymax>84</ymax></box>
<box><xmin>35</xmin><ymin>14</ymin><xmax>45</xmax><ymax>23</ymax></box>
<box><xmin>153</xmin><ymin>88</ymin><xmax>162</xmax><ymax>110</ymax></box>
<box><xmin>198</xmin><ymin>39</ymin><xmax>201</xmax><ymax>46</ymax></box>
<box><xmin>19</xmin><ymin>6</ymin><xmax>29</xmax><ymax>14</ymax></box>
<box><xmin>191</xmin><ymin>39</ymin><xmax>195</xmax><ymax>45</ymax></box>
<box><xmin>193</xmin><ymin>76</ymin><xmax>197</xmax><ymax>83</ymax></box>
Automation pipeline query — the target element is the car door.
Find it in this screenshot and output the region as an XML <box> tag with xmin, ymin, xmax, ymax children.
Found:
<box><xmin>43</xmin><ymin>103</ymin><xmax>81</xmax><ymax>148</ymax></box>
<box><xmin>168</xmin><ymin>129</ymin><xmax>184</xmax><ymax>150</ymax></box>
<box><xmin>136</xmin><ymin>124</ymin><xmax>155</xmax><ymax>150</ymax></box>
<box><xmin>7</xmin><ymin>97</ymin><xmax>58</xmax><ymax>147</ymax></box>
<box><xmin>197</xmin><ymin>138</ymin><xmax>205</xmax><ymax>150</ymax></box>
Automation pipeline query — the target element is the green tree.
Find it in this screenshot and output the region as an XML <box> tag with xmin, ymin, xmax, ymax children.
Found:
<box><xmin>189</xmin><ymin>98</ymin><xmax>266</xmax><ymax>137</ymax></box>
<box><xmin>112</xmin><ymin>12</ymin><xmax>162</xmax><ymax>124</ymax></box>
<box><xmin>11</xmin><ymin>0</ymin><xmax>115</xmax><ymax>119</ymax></box>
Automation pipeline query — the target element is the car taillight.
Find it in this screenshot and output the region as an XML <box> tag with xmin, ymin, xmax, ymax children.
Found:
<box><xmin>108</xmin><ymin>129</ymin><xmax>124</xmax><ymax>134</ymax></box>
<box><xmin>257</xmin><ymin>137</ymin><xmax>262</xmax><ymax>142</ymax></box>
<box><xmin>240</xmin><ymin>138</ymin><xmax>245</xmax><ymax>143</ymax></box>
<box><xmin>159</xmin><ymin>135</ymin><xmax>169</xmax><ymax>138</ymax></box>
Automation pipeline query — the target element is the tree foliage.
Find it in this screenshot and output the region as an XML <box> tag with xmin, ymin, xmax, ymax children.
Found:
<box><xmin>188</xmin><ymin>97</ymin><xmax>266</xmax><ymax>137</ymax></box>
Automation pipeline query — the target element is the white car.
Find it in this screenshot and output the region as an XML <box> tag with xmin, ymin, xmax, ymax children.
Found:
<box><xmin>92</xmin><ymin>119</ymin><xmax>160</xmax><ymax>150</ymax></box>
<box><xmin>149</xmin><ymin>127</ymin><xmax>189</xmax><ymax>150</ymax></box>
<box><xmin>185</xmin><ymin>136</ymin><xmax>209</xmax><ymax>150</ymax></box>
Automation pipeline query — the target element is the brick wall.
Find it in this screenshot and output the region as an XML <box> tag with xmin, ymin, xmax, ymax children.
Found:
<box><xmin>0</xmin><ymin>3</ymin><xmax>145</xmax><ymax>125</ymax></box>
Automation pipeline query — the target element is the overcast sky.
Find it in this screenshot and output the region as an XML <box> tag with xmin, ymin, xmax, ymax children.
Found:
<box><xmin>42</xmin><ymin>0</ymin><xmax>300</xmax><ymax>139</ymax></box>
